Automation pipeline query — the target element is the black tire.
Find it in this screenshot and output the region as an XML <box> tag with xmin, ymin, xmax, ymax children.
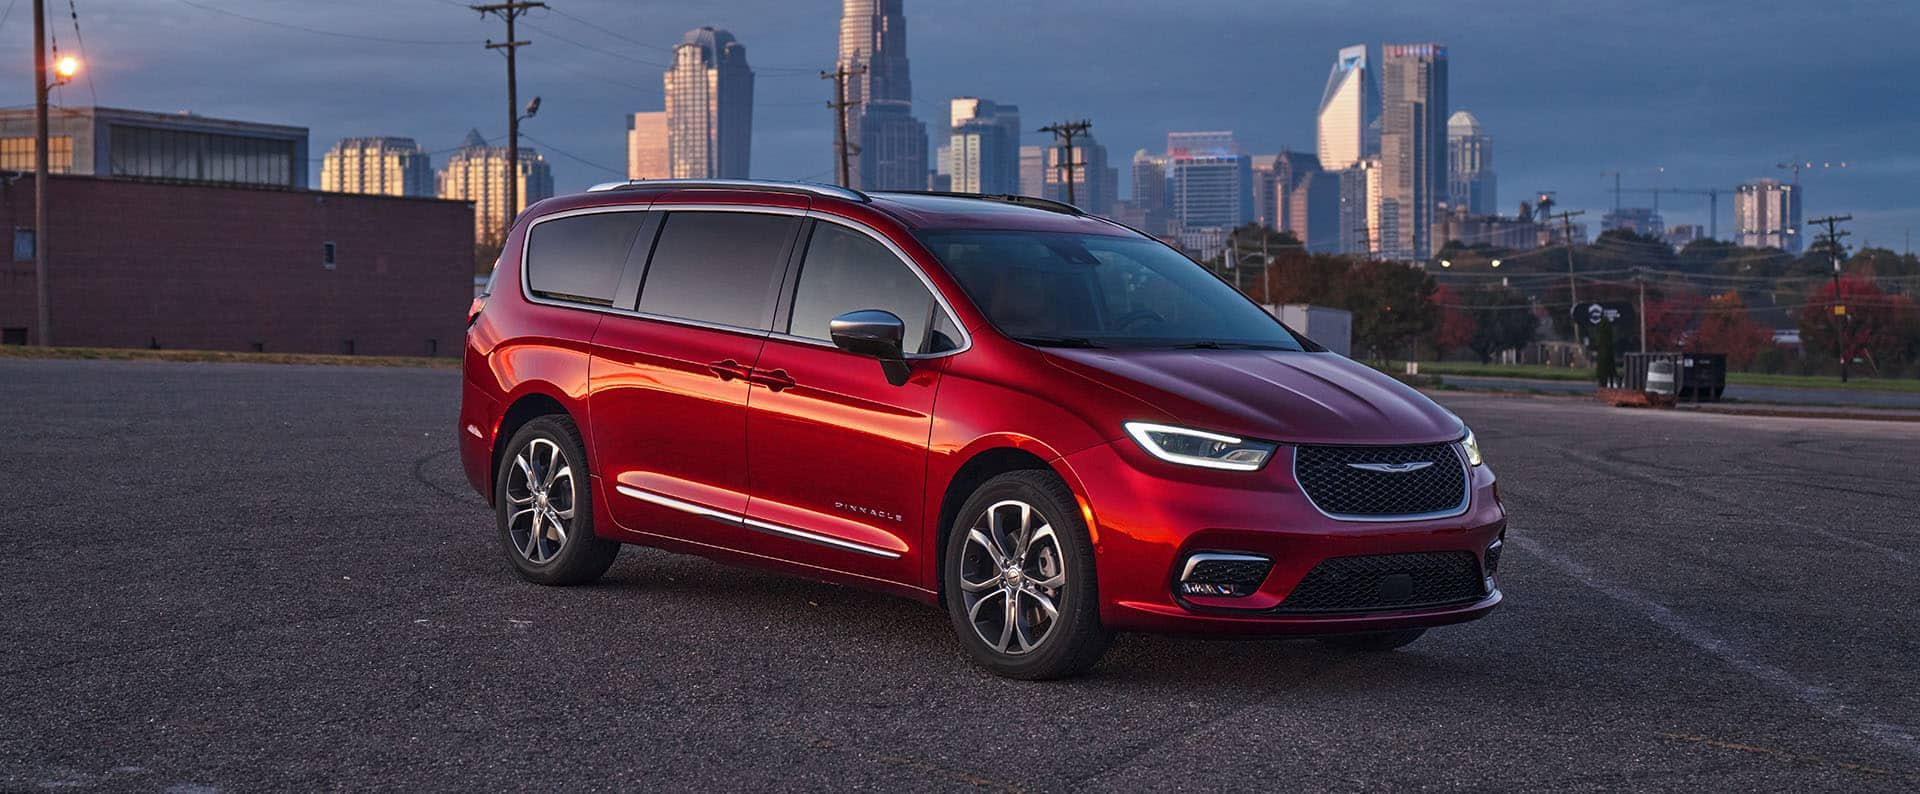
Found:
<box><xmin>943</xmin><ymin>470</ymin><xmax>1111</xmax><ymax>680</ymax></box>
<box><xmin>494</xmin><ymin>414</ymin><xmax>619</xmax><ymax>586</ymax></box>
<box><xmin>1318</xmin><ymin>628</ymin><xmax>1427</xmax><ymax>652</ymax></box>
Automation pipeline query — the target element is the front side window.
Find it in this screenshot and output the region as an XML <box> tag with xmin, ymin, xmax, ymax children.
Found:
<box><xmin>526</xmin><ymin>211</ymin><xmax>647</xmax><ymax>306</ymax></box>
<box><xmin>916</xmin><ymin>229</ymin><xmax>1304</xmax><ymax>351</ymax></box>
<box><xmin>788</xmin><ymin>222</ymin><xmax>953</xmax><ymax>353</ymax></box>
<box><xmin>638</xmin><ymin>211</ymin><xmax>799</xmax><ymax>330</ymax></box>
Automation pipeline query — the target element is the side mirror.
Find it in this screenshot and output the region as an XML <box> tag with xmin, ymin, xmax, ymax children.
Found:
<box><xmin>829</xmin><ymin>309</ymin><xmax>912</xmax><ymax>386</ymax></box>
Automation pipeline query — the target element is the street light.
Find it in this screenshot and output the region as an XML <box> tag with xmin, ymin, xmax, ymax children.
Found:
<box><xmin>1440</xmin><ymin>259</ymin><xmax>1452</xmax><ymax>268</ymax></box>
<box><xmin>1490</xmin><ymin>258</ymin><xmax>1503</xmax><ymax>268</ymax></box>
<box><xmin>31</xmin><ymin>0</ymin><xmax>84</xmax><ymax>347</ymax></box>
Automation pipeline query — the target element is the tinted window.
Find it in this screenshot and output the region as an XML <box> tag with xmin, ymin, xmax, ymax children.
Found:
<box><xmin>788</xmin><ymin>223</ymin><xmax>943</xmax><ymax>352</ymax></box>
<box><xmin>917</xmin><ymin>230</ymin><xmax>1304</xmax><ymax>351</ymax></box>
<box><xmin>526</xmin><ymin>212</ymin><xmax>647</xmax><ymax>306</ymax></box>
<box><xmin>639</xmin><ymin>212</ymin><xmax>799</xmax><ymax>330</ymax></box>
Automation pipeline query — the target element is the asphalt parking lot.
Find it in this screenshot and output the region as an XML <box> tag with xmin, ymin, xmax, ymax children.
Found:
<box><xmin>4</xmin><ymin>358</ymin><xmax>1918</xmax><ymax>791</ymax></box>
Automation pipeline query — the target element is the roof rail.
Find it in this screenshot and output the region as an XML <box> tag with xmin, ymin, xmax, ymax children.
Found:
<box><xmin>875</xmin><ymin>190</ymin><xmax>1085</xmax><ymax>216</ymax></box>
<box><xmin>585</xmin><ymin>178</ymin><xmax>868</xmax><ymax>202</ymax></box>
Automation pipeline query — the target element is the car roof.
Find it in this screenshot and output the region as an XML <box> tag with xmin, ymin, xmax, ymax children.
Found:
<box><xmin>862</xmin><ymin>192</ymin><xmax>1132</xmax><ymax>235</ymax></box>
<box><xmin>577</xmin><ymin>179</ymin><xmax>1134</xmax><ymax>236</ymax></box>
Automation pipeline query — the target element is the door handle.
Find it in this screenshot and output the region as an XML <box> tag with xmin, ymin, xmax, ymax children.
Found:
<box><xmin>749</xmin><ymin>368</ymin><xmax>796</xmax><ymax>392</ymax></box>
<box><xmin>708</xmin><ymin>359</ymin><xmax>750</xmax><ymax>381</ymax></box>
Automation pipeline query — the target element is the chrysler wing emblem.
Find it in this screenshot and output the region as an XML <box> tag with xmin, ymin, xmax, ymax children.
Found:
<box><xmin>1347</xmin><ymin>461</ymin><xmax>1433</xmax><ymax>474</ymax></box>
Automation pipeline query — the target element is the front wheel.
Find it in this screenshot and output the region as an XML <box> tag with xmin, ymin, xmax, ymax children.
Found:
<box><xmin>495</xmin><ymin>415</ymin><xmax>620</xmax><ymax>586</ymax></box>
<box><xmin>944</xmin><ymin>470</ymin><xmax>1111</xmax><ymax>680</ymax></box>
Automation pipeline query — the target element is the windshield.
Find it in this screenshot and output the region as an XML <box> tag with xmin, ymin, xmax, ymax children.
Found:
<box><xmin>916</xmin><ymin>229</ymin><xmax>1305</xmax><ymax>350</ymax></box>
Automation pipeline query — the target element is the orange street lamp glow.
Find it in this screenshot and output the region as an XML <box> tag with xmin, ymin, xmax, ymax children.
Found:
<box><xmin>54</xmin><ymin>56</ymin><xmax>80</xmax><ymax>80</ymax></box>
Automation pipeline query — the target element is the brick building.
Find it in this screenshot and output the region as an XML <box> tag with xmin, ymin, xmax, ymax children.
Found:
<box><xmin>2</xmin><ymin>175</ymin><xmax>473</xmax><ymax>356</ymax></box>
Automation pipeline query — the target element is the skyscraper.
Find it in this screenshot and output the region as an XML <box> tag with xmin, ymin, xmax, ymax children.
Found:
<box><xmin>438</xmin><ymin>129</ymin><xmax>553</xmax><ymax>246</ymax></box>
<box><xmin>1040</xmin><ymin>132</ymin><xmax>1115</xmax><ymax>214</ymax></box>
<box><xmin>1735</xmin><ymin>178</ymin><xmax>1802</xmax><ymax>252</ymax></box>
<box><xmin>665</xmin><ymin>26</ymin><xmax>754</xmax><ymax>179</ymax></box>
<box><xmin>627</xmin><ymin>111</ymin><xmax>669</xmax><ymax>180</ymax></box>
<box><xmin>1446</xmin><ymin>110</ymin><xmax>1495</xmax><ymax>216</ymax></box>
<box><xmin>1337</xmin><ymin>159</ymin><xmax>1384</xmax><ymax>256</ymax></box>
<box><xmin>838</xmin><ymin>0</ymin><xmax>928</xmax><ymax>190</ymax></box>
<box><xmin>320</xmin><ymin>137</ymin><xmax>433</xmax><ymax>197</ymax></box>
<box><xmin>1379</xmin><ymin>43</ymin><xmax>1448</xmax><ymax>260</ymax></box>
<box><xmin>1316</xmin><ymin>45</ymin><xmax>1376</xmax><ymax>171</ymax></box>
<box><xmin>1274</xmin><ymin>150</ymin><xmax>1340</xmax><ymax>253</ymax></box>
<box><xmin>948</xmin><ymin>98</ymin><xmax>1021</xmax><ymax>195</ymax></box>
<box><xmin>1019</xmin><ymin>145</ymin><xmax>1047</xmax><ymax>197</ymax></box>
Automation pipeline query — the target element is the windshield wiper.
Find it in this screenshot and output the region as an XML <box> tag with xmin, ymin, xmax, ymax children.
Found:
<box><xmin>1012</xmin><ymin>335</ymin><xmax>1107</xmax><ymax>349</ymax></box>
<box><xmin>1169</xmin><ymin>341</ymin><xmax>1291</xmax><ymax>350</ymax></box>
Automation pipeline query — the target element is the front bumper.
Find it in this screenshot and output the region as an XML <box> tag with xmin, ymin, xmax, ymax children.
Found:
<box><xmin>1057</xmin><ymin>438</ymin><xmax>1507</xmax><ymax>636</ymax></box>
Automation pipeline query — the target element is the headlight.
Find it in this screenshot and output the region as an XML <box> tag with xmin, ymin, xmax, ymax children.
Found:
<box><xmin>1460</xmin><ymin>428</ymin><xmax>1484</xmax><ymax>467</ymax></box>
<box><xmin>1123</xmin><ymin>422</ymin><xmax>1277</xmax><ymax>471</ymax></box>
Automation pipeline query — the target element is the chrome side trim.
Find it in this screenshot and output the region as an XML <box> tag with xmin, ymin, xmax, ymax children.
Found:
<box><xmin>1179</xmin><ymin>552</ymin><xmax>1271</xmax><ymax>581</ymax></box>
<box><xmin>586</xmin><ymin>178</ymin><xmax>868</xmax><ymax>202</ymax></box>
<box><xmin>740</xmin><ymin>517</ymin><xmax>902</xmax><ymax>559</ymax></box>
<box><xmin>614</xmin><ymin>485</ymin><xmax>902</xmax><ymax>560</ymax></box>
<box><xmin>1290</xmin><ymin>444</ymin><xmax>1473</xmax><ymax>524</ymax></box>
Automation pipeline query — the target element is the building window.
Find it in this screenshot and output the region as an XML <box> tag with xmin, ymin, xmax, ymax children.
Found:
<box><xmin>0</xmin><ymin>136</ymin><xmax>74</xmax><ymax>173</ymax></box>
<box><xmin>2</xmin><ymin>328</ymin><xmax>26</xmax><ymax>346</ymax></box>
<box><xmin>323</xmin><ymin>241</ymin><xmax>337</xmax><ymax>270</ymax></box>
<box><xmin>12</xmin><ymin>228</ymin><xmax>33</xmax><ymax>261</ymax></box>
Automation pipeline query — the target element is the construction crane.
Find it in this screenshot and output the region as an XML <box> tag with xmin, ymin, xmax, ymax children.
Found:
<box><xmin>1776</xmin><ymin>158</ymin><xmax>1847</xmax><ymax>185</ymax></box>
<box><xmin>1617</xmin><ymin>187</ymin><xmax>1724</xmax><ymax>241</ymax></box>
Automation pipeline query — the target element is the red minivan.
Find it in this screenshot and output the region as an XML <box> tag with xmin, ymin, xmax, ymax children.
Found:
<box><xmin>460</xmin><ymin>179</ymin><xmax>1504</xmax><ymax>679</ymax></box>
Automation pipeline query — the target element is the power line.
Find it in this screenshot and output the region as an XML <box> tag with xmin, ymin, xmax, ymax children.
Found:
<box><xmin>519</xmin><ymin>20</ymin><xmax>667</xmax><ymax>68</ymax></box>
<box><xmin>172</xmin><ymin>0</ymin><xmax>474</xmax><ymax>45</ymax></box>
<box><xmin>520</xmin><ymin>132</ymin><xmax>621</xmax><ymax>175</ymax></box>
<box><xmin>67</xmin><ymin>0</ymin><xmax>97</xmax><ymax>104</ymax></box>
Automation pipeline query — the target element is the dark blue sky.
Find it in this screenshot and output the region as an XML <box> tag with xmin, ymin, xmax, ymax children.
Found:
<box><xmin>11</xmin><ymin>0</ymin><xmax>1919</xmax><ymax>248</ymax></box>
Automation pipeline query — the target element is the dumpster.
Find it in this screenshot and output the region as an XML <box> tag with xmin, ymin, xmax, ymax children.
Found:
<box><xmin>1621</xmin><ymin>352</ymin><xmax>1727</xmax><ymax>402</ymax></box>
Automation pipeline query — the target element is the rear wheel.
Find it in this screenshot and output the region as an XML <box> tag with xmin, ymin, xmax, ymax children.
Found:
<box><xmin>944</xmin><ymin>470</ymin><xmax>1110</xmax><ymax>680</ymax></box>
<box><xmin>1318</xmin><ymin>628</ymin><xmax>1427</xmax><ymax>652</ymax></box>
<box><xmin>495</xmin><ymin>415</ymin><xmax>619</xmax><ymax>585</ymax></box>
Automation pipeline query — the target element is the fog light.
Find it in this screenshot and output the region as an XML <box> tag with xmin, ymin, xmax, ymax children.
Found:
<box><xmin>1178</xmin><ymin>553</ymin><xmax>1272</xmax><ymax>598</ymax></box>
<box><xmin>1485</xmin><ymin>536</ymin><xmax>1504</xmax><ymax>577</ymax></box>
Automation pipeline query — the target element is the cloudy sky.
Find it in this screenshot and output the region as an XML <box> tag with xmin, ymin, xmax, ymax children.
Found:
<box><xmin>9</xmin><ymin>0</ymin><xmax>1919</xmax><ymax>248</ymax></box>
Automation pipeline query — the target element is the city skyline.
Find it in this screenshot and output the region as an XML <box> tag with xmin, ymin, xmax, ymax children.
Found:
<box><xmin>16</xmin><ymin>0</ymin><xmax>1918</xmax><ymax>249</ymax></box>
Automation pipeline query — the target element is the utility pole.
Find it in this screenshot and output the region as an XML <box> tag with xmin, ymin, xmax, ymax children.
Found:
<box><xmin>1549</xmin><ymin>209</ymin><xmax>1586</xmax><ymax>305</ymax></box>
<box><xmin>1037</xmin><ymin>119</ymin><xmax>1091</xmax><ymax>205</ymax></box>
<box><xmin>472</xmin><ymin>2</ymin><xmax>544</xmax><ymax>246</ymax></box>
<box><xmin>1810</xmin><ymin>214</ymin><xmax>1854</xmax><ymax>382</ymax></box>
<box><xmin>820</xmin><ymin>65</ymin><xmax>865</xmax><ymax>188</ymax></box>
<box><xmin>1635</xmin><ymin>268</ymin><xmax>1647</xmax><ymax>354</ymax></box>
<box><xmin>33</xmin><ymin>0</ymin><xmax>51</xmax><ymax>345</ymax></box>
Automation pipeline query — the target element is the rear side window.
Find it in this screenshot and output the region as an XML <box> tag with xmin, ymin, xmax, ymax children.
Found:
<box><xmin>639</xmin><ymin>212</ymin><xmax>799</xmax><ymax>330</ymax></box>
<box><xmin>525</xmin><ymin>212</ymin><xmax>647</xmax><ymax>306</ymax></box>
<box><xmin>787</xmin><ymin>223</ymin><xmax>940</xmax><ymax>352</ymax></box>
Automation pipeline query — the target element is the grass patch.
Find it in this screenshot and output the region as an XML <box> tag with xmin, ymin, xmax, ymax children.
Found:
<box><xmin>0</xmin><ymin>345</ymin><xmax>459</xmax><ymax>369</ymax></box>
<box><xmin>1396</xmin><ymin>361</ymin><xmax>1920</xmax><ymax>393</ymax></box>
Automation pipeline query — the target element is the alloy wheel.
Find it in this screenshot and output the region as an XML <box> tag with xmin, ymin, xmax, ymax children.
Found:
<box><xmin>959</xmin><ymin>499</ymin><xmax>1067</xmax><ymax>655</ymax></box>
<box><xmin>504</xmin><ymin>437</ymin><xmax>574</xmax><ymax>564</ymax></box>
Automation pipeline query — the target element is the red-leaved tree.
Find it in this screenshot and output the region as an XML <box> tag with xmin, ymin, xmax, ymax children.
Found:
<box><xmin>1796</xmin><ymin>277</ymin><xmax>1919</xmax><ymax>374</ymax></box>
<box><xmin>1690</xmin><ymin>291</ymin><xmax>1774</xmax><ymax>369</ymax></box>
<box><xmin>1428</xmin><ymin>284</ymin><xmax>1476</xmax><ymax>357</ymax></box>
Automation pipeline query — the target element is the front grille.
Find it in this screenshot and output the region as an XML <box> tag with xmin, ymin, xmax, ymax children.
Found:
<box><xmin>1272</xmin><ymin>552</ymin><xmax>1485</xmax><ymax>613</ymax></box>
<box><xmin>1293</xmin><ymin>442</ymin><xmax>1467</xmax><ymax>518</ymax></box>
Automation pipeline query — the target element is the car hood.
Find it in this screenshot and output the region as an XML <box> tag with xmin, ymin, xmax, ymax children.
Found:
<box><xmin>1043</xmin><ymin>348</ymin><xmax>1465</xmax><ymax>446</ymax></box>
